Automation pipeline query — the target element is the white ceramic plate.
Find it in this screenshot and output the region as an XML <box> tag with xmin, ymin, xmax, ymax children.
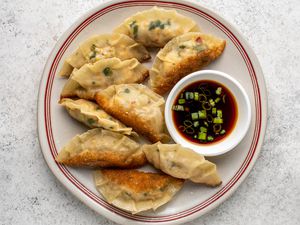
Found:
<box><xmin>37</xmin><ymin>0</ymin><xmax>267</xmax><ymax>224</ymax></box>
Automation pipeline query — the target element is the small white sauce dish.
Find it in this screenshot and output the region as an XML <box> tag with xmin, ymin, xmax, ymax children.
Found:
<box><xmin>165</xmin><ymin>70</ymin><xmax>251</xmax><ymax>156</ymax></box>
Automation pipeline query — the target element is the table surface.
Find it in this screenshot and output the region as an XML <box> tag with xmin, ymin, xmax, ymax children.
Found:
<box><xmin>1</xmin><ymin>0</ymin><xmax>299</xmax><ymax>224</ymax></box>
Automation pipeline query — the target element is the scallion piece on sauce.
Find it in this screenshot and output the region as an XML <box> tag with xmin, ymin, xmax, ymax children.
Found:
<box><xmin>207</xmin><ymin>136</ymin><xmax>214</xmax><ymax>141</ymax></box>
<box><xmin>198</xmin><ymin>132</ymin><xmax>207</xmax><ymax>141</ymax></box>
<box><xmin>172</xmin><ymin>105</ymin><xmax>184</xmax><ymax>111</ymax></box>
<box><xmin>213</xmin><ymin>117</ymin><xmax>223</xmax><ymax>124</ymax></box>
<box><xmin>216</xmin><ymin>87</ymin><xmax>222</xmax><ymax>95</ymax></box>
<box><xmin>217</xmin><ymin>110</ymin><xmax>223</xmax><ymax>118</ymax></box>
<box><xmin>185</xmin><ymin>92</ymin><xmax>190</xmax><ymax>99</ymax></box>
<box><xmin>220</xmin><ymin>129</ymin><xmax>226</xmax><ymax>135</ymax></box>
<box><xmin>209</xmin><ymin>99</ymin><xmax>215</xmax><ymax>107</ymax></box>
<box><xmin>200</xmin><ymin>126</ymin><xmax>207</xmax><ymax>133</ymax></box>
<box><xmin>191</xmin><ymin>112</ymin><xmax>199</xmax><ymax>120</ymax></box>
<box><xmin>198</xmin><ymin>110</ymin><xmax>207</xmax><ymax>119</ymax></box>
<box><xmin>194</xmin><ymin>92</ymin><xmax>199</xmax><ymax>101</ymax></box>
<box><xmin>222</xmin><ymin>95</ymin><xmax>226</xmax><ymax>103</ymax></box>
<box><xmin>193</xmin><ymin>121</ymin><xmax>199</xmax><ymax>127</ymax></box>
<box><xmin>189</xmin><ymin>92</ymin><xmax>194</xmax><ymax>99</ymax></box>
<box><xmin>202</xmin><ymin>101</ymin><xmax>211</xmax><ymax>110</ymax></box>
<box><xmin>215</xmin><ymin>97</ymin><xmax>221</xmax><ymax>103</ymax></box>
<box><xmin>178</xmin><ymin>99</ymin><xmax>185</xmax><ymax>104</ymax></box>
<box><xmin>212</xmin><ymin>107</ymin><xmax>217</xmax><ymax>115</ymax></box>
<box><xmin>213</xmin><ymin>124</ymin><xmax>222</xmax><ymax>133</ymax></box>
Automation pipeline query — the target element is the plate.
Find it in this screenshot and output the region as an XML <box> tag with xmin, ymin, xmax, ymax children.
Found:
<box><xmin>37</xmin><ymin>0</ymin><xmax>267</xmax><ymax>224</ymax></box>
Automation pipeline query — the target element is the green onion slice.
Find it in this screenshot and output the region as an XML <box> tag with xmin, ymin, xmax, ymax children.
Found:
<box><xmin>183</xmin><ymin>120</ymin><xmax>193</xmax><ymax>127</ymax></box>
<box><xmin>213</xmin><ymin>124</ymin><xmax>222</xmax><ymax>133</ymax></box>
<box><xmin>202</xmin><ymin>101</ymin><xmax>211</xmax><ymax>110</ymax></box>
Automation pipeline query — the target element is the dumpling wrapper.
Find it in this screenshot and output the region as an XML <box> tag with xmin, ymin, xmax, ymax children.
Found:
<box><xmin>94</xmin><ymin>169</ymin><xmax>184</xmax><ymax>214</ymax></box>
<box><xmin>56</xmin><ymin>128</ymin><xmax>146</xmax><ymax>168</ymax></box>
<box><xmin>114</xmin><ymin>7</ymin><xmax>200</xmax><ymax>47</ymax></box>
<box><xmin>95</xmin><ymin>84</ymin><xmax>170</xmax><ymax>143</ymax></box>
<box><xmin>59</xmin><ymin>98</ymin><xmax>134</xmax><ymax>135</ymax></box>
<box><xmin>60</xmin><ymin>57</ymin><xmax>149</xmax><ymax>100</ymax></box>
<box><xmin>149</xmin><ymin>32</ymin><xmax>226</xmax><ymax>94</ymax></box>
<box><xmin>142</xmin><ymin>142</ymin><xmax>222</xmax><ymax>186</ymax></box>
<box><xmin>59</xmin><ymin>33</ymin><xmax>150</xmax><ymax>77</ymax></box>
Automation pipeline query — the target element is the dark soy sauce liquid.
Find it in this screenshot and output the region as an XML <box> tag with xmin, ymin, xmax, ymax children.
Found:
<box><xmin>172</xmin><ymin>80</ymin><xmax>238</xmax><ymax>145</ymax></box>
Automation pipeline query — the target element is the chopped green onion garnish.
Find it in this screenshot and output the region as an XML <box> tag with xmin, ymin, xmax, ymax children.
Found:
<box><xmin>199</xmin><ymin>94</ymin><xmax>207</xmax><ymax>102</ymax></box>
<box><xmin>185</xmin><ymin>92</ymin><xmax>190</xmax><ymax>99</ymax></box>
<box><xmin>103</xmin><ymin>67</ymin><xmax>112</xmax><ymax>76</ymax></box>
<box><xmin>189</xmin><ymin>92</ymin><xmax>194</xmax><ymax>99</ymax></box>
<box><xmin>87</xmin><ymin>118</ymin><xmax>95</xmax><ymax>125</ymax></box>
<box><xmin>194</xmin><ymin>135</ymin><xmax>197</xmax><ymax>139</ymax></box>
<box><xmin>212</xmin><ymin>108</ymin><xmax>217</xmax><ymax>115</ymax></box>
<box><xmin>217</xmin><ymin>110</ymin><xmax>222</xmax><ymax>118</ymax></box>
<box><xmin>207</xmin><ymin>114</ymin><xmax>213</xmax><ymax>123</ymax></box>
<box><xmin>215</xmin><ymin>97</ymin><xmax>221</xmax><ymax>103</ymax></box>
<box><xmin>191</xmin><ymin>112</ymin><xmax>199</xmax><ymax>120</ymax></box>
<box><xmin>172</xmin><ymin>105</ymin><xmax>184</xmax><ymax>111</ymax></box>
<box><xmin>202</xmin><ymin>101</ymin><xmax>211</xmax><ymax>110</ymax></box>
<box><xmin>204</xmin><ymin>121</ymin><xmax>209</xmax><ymax>127</ymax></box>
<box><xmin>216</xmin><ymin>87</ymin><xmax>222</xmax><ymax>95</ymax></box>
<box><xmin>200</xmin><ymin>126</ymin><xmax>207</xmax><ymax>133</ymax></box>
<box><xmin>207</xmin><ymin>136</ymin><xmax>214</xmax><ymax>141</ymax></box>
<box><xmin>209</xmin><ymin>99</ymin><xmax>215</xmax><ymax>107</ymax></box>
<box><xmin>213</xmin><ymin>124</ymin><xmax>222</xmax><ymax>133</ymax></box>
<box><xmin>178</xmin><ymin>99</ymin><xmax>185</xmax><ymax>104</ymax></box>
<box><xmin>198</xmin><ymin>110</ymin><xmax>207</xmax><ymax>119</ymax></box>
<box><xmin>222</xmin><ymin>95</ymin><xmax>226</xmax><ymax>103</ymax></box>
<box><xmin>213</xmin><ymin>117</ymin><xmax>223</xmax><ymax>124</ymax></box>
<box><xmin>194</xmin><ymin>92</ymin><xmax>199</xmax><ymax>101</ymax></box>
<box><xmin>183</xmin><ymin>120</ymin><xmax>193</xmax><ymax>127</ymax></box>
<box><xmin>220</xmin><ymin>129</ymin><xmax>226</xmax><ymax>135</ymax></box>
<box><xmin>198</xmin><ymin>132</ymin><xmax>207</xmax><ymax>141</ymax></box>
<box><xmin>193</xmin><ymin>121</ymin><xmax>199</xmax><ymax>127</ymax></box>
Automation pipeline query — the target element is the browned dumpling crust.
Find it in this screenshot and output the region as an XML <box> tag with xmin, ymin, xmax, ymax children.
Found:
<box><xmin>56</xmin><ymin>128</ymin><xmax>147</xmax><ymax>168</ymax></box>
<box><xmin>59</xmin><ymin>33</ymin><xmax>150</xmax><ymax>77</ymax></box>
<box><xmin>94</xmin><ymin>169</ymin><xmax>184</xmax><ymax>213</ymax></box>
<box><xmin>149</xmin><ymin>32</ymin><xmax>226</xmax><ymax>95</ymax></box>
<box><xmin>95</xmin><ymin>84</ymin><xmax>170</xmax><ymax>143</ymax></box>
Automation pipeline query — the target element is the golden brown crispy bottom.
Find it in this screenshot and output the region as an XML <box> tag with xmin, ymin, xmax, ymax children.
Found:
<box><xmin>56</xmin><ymin>150</ymin><xmax>147</xmax><ymax>168</ymax></box>
<box><xmin>99</xmin><ymin>169</ymin><xmax>184</xmax><ymax>193</ymax></box>
<box><xmin>95</xmin><ymin>93</ymin><xmax>170</xmax><ymax>143</ymax></box>
<box><xmin>152</xmin><ymin>41</ymin><xmax>226</xmax><ymax>95</ymax></box>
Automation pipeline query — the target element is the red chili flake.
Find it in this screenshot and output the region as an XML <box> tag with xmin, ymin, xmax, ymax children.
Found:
<box><xmin>196</xmin><ymin>37</ymin><xmax>202</xmax><ymax>43</ymax></box>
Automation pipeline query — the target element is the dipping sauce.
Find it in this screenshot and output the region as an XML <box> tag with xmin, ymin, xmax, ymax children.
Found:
<box><xmin>172</xmin><ymin>80</ymin><xmax>237</xmax><ymax>144</ymax></box>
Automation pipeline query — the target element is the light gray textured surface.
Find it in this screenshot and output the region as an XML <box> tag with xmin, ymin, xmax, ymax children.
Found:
<box><xmin>1</xmin><ymin>0</ymin><xmax>299</xmax><ymax>224</ymax></box>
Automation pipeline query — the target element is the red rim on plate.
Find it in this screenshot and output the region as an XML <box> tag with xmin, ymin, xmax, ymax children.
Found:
<box><xmin>38</xmin><ymin>0</ymin><xmax>266</xmax><ymax>224</ymax></box>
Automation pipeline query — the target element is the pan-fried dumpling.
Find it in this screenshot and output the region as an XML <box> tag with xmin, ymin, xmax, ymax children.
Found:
<box><xmin>59</xmin><ymin>98</ymin><xmax>134</xmax><ymax>135</ymax></box>
<box><xmin>114</xmin><ymin>7</ymin><xmax>200</xmax><ymax>47</ymax></box>
<box><xmin>59</xmin><ymin>33</ymin><xmax>150</xmax><ymax>77</ymax></box>
<box><xmin>142</xmin><ymin>142</ymin><xmax>222</xmax><ymax>186</ymax></box>
<box><xmin>60</xmin><ymin>57</ymin><xmax>149</xmax><ymax>100</ymax></box>
<box><xmin>149</xmin><ymin>32</ymin><xmax>226</xmax><ymax>94</ymax></box>
<box><xmin>94</xmin><ymin>169</ymin><xmax>184</xmax><ymax>214</ymax></box>
<box><xmin>95</xmin><ymin>84</ymin><xmax>170</xmax><ymax>143</ymax></box>
<box><xmin>56</xmin><ymin>128</ymin><xmax>146</xmax><ymax>168</ymax></box>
